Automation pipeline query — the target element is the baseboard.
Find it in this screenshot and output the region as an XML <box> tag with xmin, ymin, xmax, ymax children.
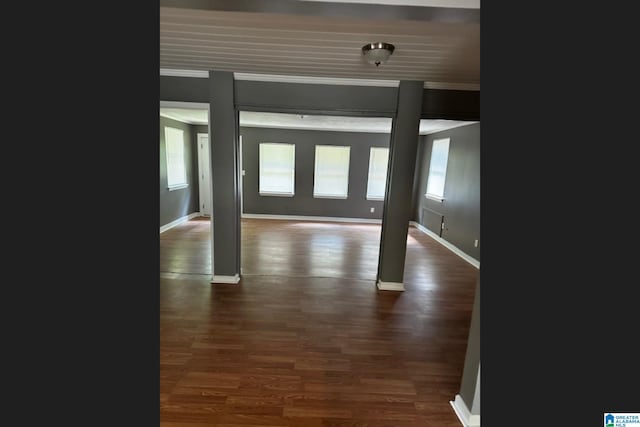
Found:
<box><xmin>376</xmin><ymin>280</ymin><xmax>405</xmax><ymax>291</ymax></box>
<box><xmin>450</xmin><ymin>394</ymin><xmax>480</xmax><ymax>427</ymax></box>
<box><xmin>410</xmin><ymin>221</ymin><xmax>480</xmax><ymax>269</ymax></box>
<box><xmin>211</xmin><ymin>274</ymin><xmax>240</xmax><ymax>284</ymax></box>
<box><xmin>160</xmin><ymin>212</ymin><xmax>201</xmax><ymax>233</ymax></box>
<box><xmin>242</xmin><ymin>213</ymin><xmax>382</xmax><ymax>224</ymax></box>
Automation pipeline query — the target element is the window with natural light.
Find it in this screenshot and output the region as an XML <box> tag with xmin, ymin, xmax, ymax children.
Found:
<box><xmin>366</xmin><ymin>147</ymin><xmax>389</xmax><ymax>200</ymax></box>
<box><xmin>259</xmin><ymin>143</ymin><xmax>295</xmax><ymax>196</ymax></box>
<box><xmin>313</xmin><ymin>145</ymin><xmax>350</xmax><ymax>199</ymax></box>
<box><xmin>425</xmin><ymin>137</ymin><xmax>450</xmax><ymax>201</ymax></box>
<box><xmin>165</xmin><ymin>127</ymin><xmax>188</xmax><ymax>190</ymax></box>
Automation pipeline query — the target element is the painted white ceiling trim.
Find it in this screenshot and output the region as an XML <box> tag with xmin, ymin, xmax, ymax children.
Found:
<box><xmin>160</xmin><ymin>100</ymin><xmax>210</xmax><ymax>109</ymax></box>
<box><xmin>159</xmin><ymin>107</ymin><xmax>477</xmax><ymax>134</ymax></box>
<box><xmin>239</xmin><ymin>123</ymin><xmax>388</xmax><ymax>133</ymax></box>
<box><xmin>160</xmin><ymin>112</ymin><xmax>201</xmax><ymax>124</ymax></box>
<box><xmin>160</xmin><ymin>101</ymin><xmax>209</xmax><ymax>125</ymax></box>
<box><xmin>160</xmin><ymin>68</ymin><xmax>209</xmax><ymax>78</ymax></box>
<box><xmin>299</xmin><ymin>0</ymin><xmax>480</xmax><ymax>8</ymax></box>
<box><xmin>234</xmin><ymin>72</ymin><xmax>400</xmax><ymax>87</ymax></box>
<box><xmin>238</xmin><ymin>121</ymin><xmax>478</xmax><ymax>135</ymax></box>
<box><xmin>420</xmin><ymin>120</ymin><xmax>478</xmax><ymax>134</ymax></box>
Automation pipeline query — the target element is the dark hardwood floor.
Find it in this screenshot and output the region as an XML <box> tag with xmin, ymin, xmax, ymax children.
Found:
<box><xmin>160</xmin><ymin>217</ymin><xmax>479</xmax><ymax>426</ymax></box>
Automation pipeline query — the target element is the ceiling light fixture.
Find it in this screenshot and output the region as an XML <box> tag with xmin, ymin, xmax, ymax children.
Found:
<box><xmin>362</xmin><ymin>42</ymin><xmax>395</xmax><ymax>67</ymax></box>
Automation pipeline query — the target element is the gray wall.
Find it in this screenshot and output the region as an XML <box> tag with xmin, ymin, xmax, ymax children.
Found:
<box><xmin>192</xmin><ymin>125</ymin><xmax>208</xmax><ymax>211</ymax></box>
<box><xmin>160</xmin><ymin>116</ymin><xmax>200</xmax><ymax>226</ymax></box>
<box><xmin>412</xmin><ymin>123</ymin><xmax>480</xmax><ymax>261</ymax></box>
<box><xmin>240</xmin><ymin>127</ymin><xmax>390</xmax><ymax>219</ymax></box>
<box><xmin>193</xmin><ymin>125</ymin><xmax>208</xmax><ymax>135</ymax></box>
<box><xmin>160</xmin><ymin>76</ymin><xmax>209</xmax><ymax>103</ymax></box>
<box><xmin>160</xmin><ymin>76</ymin><xmax>480</xmax><ymax>121</ymax></box>
<box><xmin>235</xmin><ymin>81</ymin><xmax>397</xmax><ymax>117</ymax></box>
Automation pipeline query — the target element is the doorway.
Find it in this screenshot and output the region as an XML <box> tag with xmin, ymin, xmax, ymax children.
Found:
<box><xmin>238</xmin><ymin>111</ymin><xmax>393</xmax><ymax>281</ymax></box>
<box><xmin>159</xmin><ymin>100</ymin><xmax>213</xmax><ymax>278</ymax></box>
<box><xmin>197</xmin><ymin>133</ymin><xmax>211</xmax><ymax>216</ymax></box>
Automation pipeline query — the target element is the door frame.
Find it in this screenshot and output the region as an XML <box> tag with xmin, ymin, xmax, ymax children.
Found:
<box><xmin>239</xmin><ymin>134</ymin><xmax>243</xmax><ymax>215</ymax></box>
<box><xmin>197</xmin><ymin>132</ymin><xmax>211</xmax><ymax>216</ymax></box>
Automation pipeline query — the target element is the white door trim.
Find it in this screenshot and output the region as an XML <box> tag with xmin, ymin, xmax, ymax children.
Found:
<box><xmin>239</xmin><ymin>134</ymin><xmax>244</xmax><ymax>215</ymax></box>
<box><xmin>197</xmin><ymin>133</ymin><xmax>211</xmax><ymax>216</ymax></box>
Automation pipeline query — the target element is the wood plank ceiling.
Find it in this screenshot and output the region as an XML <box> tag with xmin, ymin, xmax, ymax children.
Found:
<box><xmin>160</xmin><ymin>1</ymin><xmax>480</xmax><ymax>89</ymax></box>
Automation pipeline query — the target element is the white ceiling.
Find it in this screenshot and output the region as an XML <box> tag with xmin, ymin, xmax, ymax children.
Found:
<box><xmin>160</xmin><ymin>0</ymin><xmax>480</xmax><ymax>88</ymax></box>
<box><xmin>160</xmin><ymin>107</ymin><xmax>476</xmax><ymax>135</ymax></box>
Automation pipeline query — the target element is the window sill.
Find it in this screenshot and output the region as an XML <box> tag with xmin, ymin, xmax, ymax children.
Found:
<box><xmin>366</xmin><ymin>196</ymin><xmax>384</xmax><ymax>201</ymax></box>
<box><xmin>259</xmin><ymin>192</ymin><xmax>294</xmax><ymax>197</ymax></box>
<box><xmin>425</xmin><ymin>194</ymin><xmax>444</xmax><ymax>202</ymax></box>
<box><xmin>313</xmin><ymin>195</ymin><xmax>348</xmax><ymax>200</ymax></box>
<box><xmin>168</xmin><ymin>184</ymin><xmax>189</xmax><ymax>191</ymax></box>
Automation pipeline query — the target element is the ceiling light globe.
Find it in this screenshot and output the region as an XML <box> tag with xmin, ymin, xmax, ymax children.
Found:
<box><xmin>362</xmin><ymin>42</ymin><xmax>395</xmax><ymax>67</ymax></box>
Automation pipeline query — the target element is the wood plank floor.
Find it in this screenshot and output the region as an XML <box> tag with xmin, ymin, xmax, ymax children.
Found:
<box><xmin>160</xmin><ymin>217</ymin><xmax>479</xmax><ymax>426</ymax></box>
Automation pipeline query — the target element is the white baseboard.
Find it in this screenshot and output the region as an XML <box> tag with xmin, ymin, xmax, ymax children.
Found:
<box><xmin>242</xmin><ymin>213</ymin><xmax>382</xmax><ymax>224</ymax></box>
<box><xmin>160</xmin><ymin>212</ymin><xmax>201</xmax><ymax>233</ymax></box>
<box><xmin>450</xmin><ymin>394</ymin><xmax>480</xmax><ymax>427</ymax></box>
<box><xmin>376</xmin><ymin>280</ymin><xmax>405</xmax><ymax>291</ymax></box>
<box><xmin>410</xmin><ymin>221</ymin><xmax>480</xmax><ymax>269</ymax></box>
<box><xmin>211</xmin><ymin>274</ymin><xmax>240</xmax><ymax>284</ymax></box>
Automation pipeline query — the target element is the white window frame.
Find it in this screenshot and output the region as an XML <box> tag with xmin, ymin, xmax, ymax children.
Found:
<box><xmin>259</xmin><ymin>142</ymin><xmax>296</xmax><ymax>197</ymax></box>
<box><xmin>313</xmin><ymin>145</ymin><xmax>351</xmax><ymax>199</ymax></box>
<box><xmin>164</xmin><ymin>126</ymin><xmax>188</xmax><ymax>191</ymax></box>
<box><xmin>425</xmin><ymin>137</ymin><xmax>450</xmax><ymax>202</ymax></box>
<box><xmin>366</xmin><ymin>147</ymin><xmax>389</xmax><ymax>201</ymax></box>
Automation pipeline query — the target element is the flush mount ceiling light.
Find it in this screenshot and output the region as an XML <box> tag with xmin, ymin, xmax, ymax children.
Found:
<box><xmin>362</xmin><ymin>42</ymin><xmax>395</xmax><ymax>67</ymax></box>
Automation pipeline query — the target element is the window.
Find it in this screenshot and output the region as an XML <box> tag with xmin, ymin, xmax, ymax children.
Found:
<box><xmin>259</xmin><ymin>143</ymin><xmax>295</xmax><ymax>196</ymax></box>
<box><xmin>425</xmin><ymin>137</ymin><xmax>450</xmax><ymax>202</ymax></box>
<box><xmin>366</xmin><ymin>147</ymin><xmax>389</xmax><ymax>200</ymax></box>
<box><xmin>313</xmin><ymin>145</ymin><xmax>350</xmax><ymax>199</ymax></box>
<box><xmin>164</xmin><ymin>127</ymin><xmax>188</xmax><ymax>190</ymax></box>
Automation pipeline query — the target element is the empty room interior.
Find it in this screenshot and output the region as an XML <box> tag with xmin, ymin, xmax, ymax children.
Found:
<box><xmin>160</xmin><ymin>1</ymin><xmax>481</xmax><ymax>426</ymax></box>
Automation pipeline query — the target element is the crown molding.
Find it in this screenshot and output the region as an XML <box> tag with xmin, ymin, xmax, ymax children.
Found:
<box><xmin>160</xmin><ymin>68</ymin><xmax>208</xmax><ymax>78</ymax></box>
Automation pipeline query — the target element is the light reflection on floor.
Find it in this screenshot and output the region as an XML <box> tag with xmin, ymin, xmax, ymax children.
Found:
<box><xmin>160</xmin><ymin>217</ymin><xmax>478</xmax><ymax>291</ymax></box>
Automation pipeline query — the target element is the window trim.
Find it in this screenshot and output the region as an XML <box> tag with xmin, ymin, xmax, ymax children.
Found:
<box><xmin>259</xmin><ymin>142</ymin><xmax>296</xmax><ymax>197</ymax></box>
<box><xmin>164</xmin><ymin>126</ymin><xmax>188</xmax><ymax>190</ymax></box>
<box><xmin>313</xmin><ymin>145</ymin><xmax>351</xmax><ymax>199</ymax></box>
<box><xmin>424</xmin><ymin>137</ymin><xmax>450</xmax><ymax>202</ymax></box>
<box><xmin>366</xmin><ymin>146</ymin><xmax>389</xmax><ymax>201</ymax></box>
<box><xmin>168</xmin><ymin>184</ymin><xmax>189</xmax><ymax>191</ymax></box>
<box><xmin>259</xmin><ymin>191</ymin><xmax>295</xmax><ymax>197</ymax></box>
<box><xmin>424</xmin><ymin>193</ymin><xmax>445</xmax><ymax>202</ymax></box>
